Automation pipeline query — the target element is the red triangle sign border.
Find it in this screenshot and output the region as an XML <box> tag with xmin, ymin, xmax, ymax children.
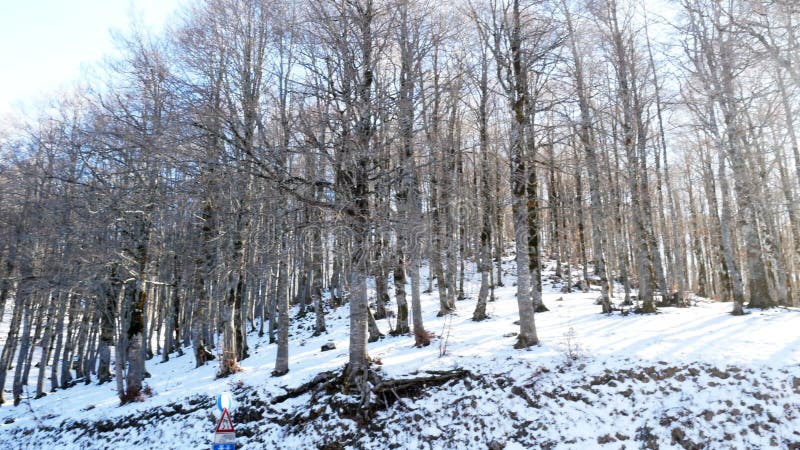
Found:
<box><xmin>216</xmin><ymin>408</ymin><xmax>235</xmax><ymax>433</ymax></box>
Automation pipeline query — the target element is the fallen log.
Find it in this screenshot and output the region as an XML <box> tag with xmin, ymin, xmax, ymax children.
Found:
<box><xmin>271</xmin><ymin>370</ymin><xmax>339</xmax><ymax>404</ymax></box>
<box><xmin>372</xmin><ymin>368</ymin><xmax>472</xmax><ymax>403</ymax></box>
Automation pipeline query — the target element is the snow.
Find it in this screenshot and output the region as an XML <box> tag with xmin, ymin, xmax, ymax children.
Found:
<box><xmin>1</xmin><ymin>256</ymin><xmax>799</xmax><ymax>449</ymax></box>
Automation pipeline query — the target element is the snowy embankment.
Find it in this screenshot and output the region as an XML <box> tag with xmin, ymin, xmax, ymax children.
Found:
<box><xmin>1</xmin><ymin>258</ymin><xmax>799</xmax><ymax>449</ymax></box>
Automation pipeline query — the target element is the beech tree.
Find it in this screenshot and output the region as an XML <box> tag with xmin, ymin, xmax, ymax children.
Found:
<box><xmin>3</xmin><ymin>0</ymin><xmax>800</xmax><ymax>408</ymax></box>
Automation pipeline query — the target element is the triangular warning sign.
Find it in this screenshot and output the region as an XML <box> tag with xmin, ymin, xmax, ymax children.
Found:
<box><xmin>216</xmin><ymin>408</ymin><xmax>235</xmax><ymax>433</ymax></box>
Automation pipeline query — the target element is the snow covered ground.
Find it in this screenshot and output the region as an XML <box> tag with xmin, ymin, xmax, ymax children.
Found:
<box><xmin>1</xmin><ymin>257</ymin><xmax>799</xmax><ymax>449</ymax></box>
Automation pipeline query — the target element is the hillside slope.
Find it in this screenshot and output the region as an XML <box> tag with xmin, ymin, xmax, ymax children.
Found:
<box><xmin>1</xmin><ymin>258</ymin><xmax>799</xmax><ymax>449</ymax></box>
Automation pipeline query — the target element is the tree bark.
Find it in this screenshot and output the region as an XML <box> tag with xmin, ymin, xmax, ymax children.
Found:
<box><xmin>563</xmin><ymin>1</ymin><xmax>613</xmax><ymax>312</ymax></box>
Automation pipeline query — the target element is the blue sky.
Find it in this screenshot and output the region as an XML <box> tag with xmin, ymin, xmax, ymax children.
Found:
<box><xmin>0</xmin><ymin>0</ymin><xmax>182</xmax><ymax>116</ymax></box>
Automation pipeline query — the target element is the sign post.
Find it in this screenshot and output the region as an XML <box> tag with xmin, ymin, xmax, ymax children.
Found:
<box><xmin>212</xmin><ymin>393</ymin><xmax>235</xmax><ymax>450</ymax></box>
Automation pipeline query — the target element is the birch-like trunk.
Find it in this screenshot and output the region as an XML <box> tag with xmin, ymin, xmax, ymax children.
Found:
<box><xmin>123</xmin><ymin>279</ymin><xmax>146</xmax><ymax>402</ymax></box>
<box><xmin>273</xmin><ymin>238</ymin><xmax>290</xmax><ymax>376</ymax></box>
<box><xmin>12</xmin><ymin>284</ymin><xmax>34</xmax><ymax>405</ymax></box>
<box><xmin>687</xmin><ymin>168</ymin><xmax>708</xmax><ymax>297</ymax></box>
<box><xmin>718</xmin><ymin>93</ymin><xmax>773</xmax><ymax>308</ymax></box>
<box><xmin>717</xmin><ymin>155</ymin><xmax>746</xmax><ymax>314</ymax></box>
<box><xmin>35</xmin><ymin>293</ymin><xmax>58</xmax><ymax>398</ymax></box>
<box><xmin>474</xmin><ymin>43</ymin><xmax>492</xmax><ymax>322</ymax></box>
<box><xmin>347</xmin><ymin>270</ymin><xmax>369</xmax><ymax>378</ymax></box>
<box><xmin>563</xmin><ymin>2</ymin><xmax>612</xmax><ymax>312</ymax></box>
<box><xmin>392</xmin><ymin>250</ymin><xmax>410</xmax><ymax>335</ymax></box>
<box><xmin>0</xmin><ymin>252</ymin><xmax>13</xmax><ymax>321</ymax></box>
<box><xmin>0</xmin><ymin>287</ymin><xmax>24</xmax><ymax>404</ymax></box>
<box><xmin>191</xmin><ymin>200</ymin><xmax>215</xmax><ymax>367</ymax></box>
<box><xmin>607</xmin><ymin>0</ymin><xmax>655</xmax><ymax>312</ymax></box>
<box><xmin>49</xmin><ymin>292</ymin><xmax>69</xmax><ymax>390</ymax></box>
<box><xmin>511</xmin><ymin>139</ymin><xmax>539</xmax><ymax>348</ymax></box>
<box><xmin>397</xmin><ymin>0</ymin><xmax>427</xmax><ymax>344</ymax></box>
<box><xmin>503</xmin><ymin>0</ymin><xmax>539</xmax><ymax>348</ymax></box>
<box><xmin>526</xmin><ymin>137</ymin><xmax>545</xmax><ymax>313</ymax></box>
<box><xmin>311</xmin><ymin>226</ymin><xmax>327</xmax><ymax>336</ymax></box>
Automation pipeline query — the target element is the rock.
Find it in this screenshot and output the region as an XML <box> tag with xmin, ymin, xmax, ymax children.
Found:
<box><xmin>708</xmin><ymin>368</ymin><xmax>730</xmax><ymax>379</ymax></box>
<box><xmin>321</xmin><ymin>342</ymin><xmax>336</xmax><ymax>352</ymax></box>
<box><xmin>488</xmin><ymin>440</ymin><xmax>505</xmax><ymax>450</ymax></box>
<box><xmin>671</xmin><ymin>427</ymin><xmax>686</xmax><ymax>445</ymax></box>
<box><xmin>597</xmin><ymin>434</ymin><xmax>617</xmax><ymax>444</ymax></box>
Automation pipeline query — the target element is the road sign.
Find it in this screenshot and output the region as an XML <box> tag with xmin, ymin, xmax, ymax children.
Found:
<box><xmin>216</xmin><ymin>408</ymin><xmax>235</xmax><ymax>433</ymax></box>
<box><xmin>214</xmin><ymin>431</ymin><xmax>236</xmax><ymax>443</ymax></box>
<box><xmin>217</xmin><ymin>392</ymin><xmax>232</xmax><ymax>412</ymax></box>
<box><xmin>212</xmin><ymin>408</ymin><xmax>235</xmax><ymax>450</ymax></box>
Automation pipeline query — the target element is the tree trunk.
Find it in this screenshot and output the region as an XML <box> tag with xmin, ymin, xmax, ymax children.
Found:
<box><xmin>474</xmin><ymin>43</ymin><xmax>492</xmax><ymax>322</ymax></box>
<box><xmin>0</xmin><ymin>285</ymin><xmax>24</xmax><ymax>404</ymax></box>
<box><xmin>12</xmin><ymin>279</ymin><xmax>34</xmax><ymax>405</ymax></box>
<box><xmin>49</xmin><ymin>292</ymin><xmax>69</xmax><ymax>390</ymax></box>
<box><xmin>123</xmin><ymin>280</ymin><xmax>147</xmax><ymax>402</ymax></box>
<box><xmin>273</xmin><ymin>239</ymin><xmax>290</xmax><ymax>376</ymax></box>
<box><xmin>396</xmin><ymin>0</ymin><xmax>427</xmax><ymax>345</ymax></box>
<box><xmin>563</xmin><ymin>2</ymin><xmax>612</xmax><ymax>312</ymax></box>
<box><xmin>347</xmin><ymin>270</ymin><xmax>369</xmax><ymax>380</ymax></box>
<box><xmin>717</xmin><ymin>155</ymin><xmax>746</xmax><ymax>314</ymax></box>
<box><xmin>36</xmin><ymin>293</ymin><xmax>58</xmax><ymax>398</ymax></box>
<box><xmin>392</xmin><ymin>251</ymin><xmax>410</xmax><ymax>335</ymax></box>
<box><xmin>503</xmin><ymin>0</ymin><xmax>540</xmax><ymax>348</ymax></box>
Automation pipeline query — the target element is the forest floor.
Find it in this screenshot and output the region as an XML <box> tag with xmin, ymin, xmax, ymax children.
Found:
<box><xmin>1</xmin><ymin>257</ymin><xmax>799</xmax><ymax>449</ymax></box>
